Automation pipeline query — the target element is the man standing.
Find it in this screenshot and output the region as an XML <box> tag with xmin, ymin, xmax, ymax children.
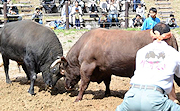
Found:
<box><xmin>141</xmin><ymin>7</ymin><xmax>160</xmax><ymax>30</ymax></box>
<box><xmin>116</xmin><ymin>23</ymin><xmax>180</xmax><ymax>111</ymax></box>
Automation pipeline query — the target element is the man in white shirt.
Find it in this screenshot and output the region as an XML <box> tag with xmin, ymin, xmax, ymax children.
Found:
<box><xmin>136</xmin><ymin>3</ymin><xmax>145</xmax><ymax>20</ymax></box>
<box><xmin>116</xmin><ymin>23</ymin><xmax>180</xmax><ymax>111</ymax></box>
<box><xmin>71</xmin><ymin>1</ymin><xmax>83</xmax><ymax>28</ymax></box>
<box><xmin>61</xmin><ymin>1</ymin><xmax>72</xmax><ymax>24</ymax></box>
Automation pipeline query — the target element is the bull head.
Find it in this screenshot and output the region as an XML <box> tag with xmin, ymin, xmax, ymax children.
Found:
<box><xmin>50</xmin><ymin>56</ymin><xmax>80</xmax><ymax>90</ymax></box>
<box><xmin>50</xmin><ymin>56</ymin><xmax>68</xmax><ymax>75</ymax></box>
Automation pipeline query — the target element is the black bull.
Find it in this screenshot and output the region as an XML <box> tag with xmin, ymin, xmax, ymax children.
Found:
<box><xmin>0</xmin><ymin>20</ymin><xmax>63</xmax><ymax>94</ymax></box>
<box><xmin>52</xmin><ymin>28</ymin><xmax>180</xmax><ymax>102</ymax></box>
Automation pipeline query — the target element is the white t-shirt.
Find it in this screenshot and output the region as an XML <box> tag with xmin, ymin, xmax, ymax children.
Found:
<box><xmin>136</xmin><ymin>7</ymin><xmax>145</xmax><ymax>18</ymax></box>
<box><xmin>130</xmin><ymin>40</ymin><xmax>180</xmax><ymax>94</ymax></box>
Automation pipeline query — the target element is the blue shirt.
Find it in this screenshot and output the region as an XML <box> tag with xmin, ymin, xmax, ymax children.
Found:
<box><xmin>141</xmin><ymin>17</ymin><xmax>160</xmax><ymax>30</ymax></box>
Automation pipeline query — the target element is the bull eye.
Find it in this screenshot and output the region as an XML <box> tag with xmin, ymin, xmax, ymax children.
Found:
<box><xmin>52</xmin><ymin>68</ymin><xmax>56</xmax><ymax>73</ymax></box>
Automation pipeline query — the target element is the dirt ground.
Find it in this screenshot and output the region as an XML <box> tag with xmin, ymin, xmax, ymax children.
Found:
<box><xmin>0</xmin><ymin>0</ymin><xmax>180</xmax><ymax>110</ymax></box>
<box><xmin>0</xmin><ymin>29</ymin><xmax>180</xmax><ymax>111</ymax></box>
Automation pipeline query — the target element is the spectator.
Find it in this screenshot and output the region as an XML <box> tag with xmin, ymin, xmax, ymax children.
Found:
<box><xmin>133</xmin><ymin>0</ymin><xmax>141</xmax><ymax>12</ymax></box>
<box><xmin>116</xmin><ymin>22</ymin><xmax>180</xmax><ymax>111</ymax></box>
<box><xmin>7</xmin><ymin>0</ymin><xmax>18</xmax><ymax>15</ymax></box>
<box><xmin>7</xmin><ymin>0</ymin><xmax>22</xmax><ymax>22</ymax></box>
<box><xmin>71</xmin><ymin>1</ymin><xmax>83</xmax><ymax>28</ymax></box>
<box><xmin>108</xmin><ymin>0</ymin><xmax>119</xmax><ymax>27</ymax></box>
<box><xmin>61</xmin><ymin>1</ymin><xmax>72</xmax><ymax>25</ymax></box>
<box><xmin>136</xmin><ymin>3</ymin><xmax>145</xmax><ymax>20</ymax></box>
<box><xmin>141</xmin><ymin>7</ymin><xmax>160</xmax><ymax>30</ymax></box>
<box><xmin>99</xmin><ymin>0</ymin><xmax>108</xmax><ymax>12</ymax></box>
<box><xmin>166</xmin><ymin>14</ymin><xmax>178</xmax><ymax>29</ymax></box>
<box><xmin>89</xmin><ymin>0</ymin><xmax>98</xmax><ymax>18</ymax></box>
<box><xmin>98</xmin><ymin>12</ymin><xmax>110</xmax><ymax>28</ymax></box>
<box><xmin>42</xmin><ymin>0</ymin><xmax>56</xmax><ymax>13</ymax></box>
<box><xmin>132</xmin><ymin>14</ymin><xmax>143</xmax><ymax>27</ymax></box>
<box><xmin>8</xmin><ymin>6</ymin><xmax>18</xmax><ymax>15</ymax></box>
<box><xmin>116</xmin><ymin>0</ymin><xmax>123</xmax><ymax>12</ymax></box>
<box><xmin>32</xmin><ymin>8</ymin><xmax>43</xmax><ymax>24</ymax></box>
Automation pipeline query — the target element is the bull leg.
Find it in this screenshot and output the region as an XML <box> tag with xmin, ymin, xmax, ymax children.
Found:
<box><xmin>24</xmin><ymin>57</ymin><xmax>37</xmax><ymax>95</ymax></box>
<box><xmin>104</xmin><ymin>75</ymin><xmax>111</xmax><ymax>97</ymax></box>
<box><xmin>2</xmin><ymin>55</ymin><xmax>11</xmax><ymax>83</ymax></box>
<box><xmin>75</xmin><ymin>61</ymin><xmax>96</xmax><ymax>102</ymax></box>
<box><xmin>22</xmin><ymin>64</ymin><xmax>30</xmax><ymax>80</ymax></box>
<box><xmin>28</xmin><ymin>73</ymin><xmax>37</xmax><ymax>95</ymax></box>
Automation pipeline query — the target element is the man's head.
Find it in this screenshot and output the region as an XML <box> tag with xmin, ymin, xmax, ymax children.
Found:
<box><xmin>138</xmin><ymin>4</ymin><xmax>142</xmax><ymax>8</ymax></box>
<box><xmin>75</xmin><ymin>1</ymin><xmax>79</xmax><ymax>7</ymax></box>
<box><xmin>35</xmin><ymin>8</ymin><xmax>40</xmax><ymax>12</ymax></box>
<box><xmin>170</xmin><ymin>14</ymin><xmax>174</xmax><ymax>18</ymax></box>
<box><xmin>149</xmin><ymin>7</ymin><xmax>157</xmax><ymax>18</ymax></box>
<box><xmin>136</xmin><ymin>14</ymin><xmax>141</xmax><ymax>19</ymax></box>
<box><xmin>150</xmin><ymin>22</ymin><xmax>172</xmax><ymax>41</ymax></box>
<box><xmin>75</xmin><ymin>7</ymin><xmax>79</xmax><ymax>12</ymax></box>
<box><xmin>153</xmin><ymin>22</ymin><xmax>170</xmax><ymax>35</ymax></box>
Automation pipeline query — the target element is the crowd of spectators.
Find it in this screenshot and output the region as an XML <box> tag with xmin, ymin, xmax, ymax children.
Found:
<box><xmin>58</xmin><ymin>0</ymin><xmax>125</xmax><ymax>29</ymax></box>
<box><xmin>3</xmin><ymin>0</ymin><xmax>178</xmax><ymax>30</ymax></box>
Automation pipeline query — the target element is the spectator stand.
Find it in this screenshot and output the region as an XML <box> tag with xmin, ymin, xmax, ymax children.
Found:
<box><xmin>18</xmin><ymin>1</ymin><xmax>33</xmax><ymax>14</ymax></box>
<box><xmin>39</xmin><ymin>0</ymin><xmax>61</xmax><ymax>16</ymax></box>
<box><xmin>81</xmin><ymin>0</ymin><xmax>144</xmax><ymax>29</ymax></box>
<box><xmin>82</xmin><ymin>0</ymin><xmax>124</xmax><ymax>29</ymax></box>
<box><xmin>0</xmin><ymin>1</ymin><xmax>34</xmax><ymax>27</ymax></box>
<box><xmin>154</xmin><ymin>0</ymin><xmax>174</xmax><ymax>23</ymax></box>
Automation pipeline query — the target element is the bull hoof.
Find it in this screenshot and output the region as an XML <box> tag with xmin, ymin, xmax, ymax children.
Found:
<box><xmin>6</xmin><ymin>80</ymin><xmax>12</xmax><ymax>84</ymax></box>
<box><xmin>74</xmin><ymin>98</ymin><xmax>81</xmax><ymax>102</ymax></box>
<box><xmin>105</xmin><ymin>91</ymin><xmax>111</xmax><ymax>97</ymax></box>
<box><xmin>105</xmin><ymin>93</ymin><xmax>111</xmax><ymax>97</ymax></box>
<box><xmin>28</xmin><ymin>90</ymin><xmax>35</xmax><ymax>95</ymax></box>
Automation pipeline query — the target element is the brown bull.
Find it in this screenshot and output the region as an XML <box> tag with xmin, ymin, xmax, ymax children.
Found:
<box><xmin>52</xmin><ymin>28</ymin><xmax>179</xmax><ymax>102</ymax></box>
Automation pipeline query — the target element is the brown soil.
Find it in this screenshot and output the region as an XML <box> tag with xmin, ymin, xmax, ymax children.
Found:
<box><xmin>0</xmin><ymin>29</ymin><xmax>180</xmax><ymax>111</ymax></box>
<box><xmin>0</xmin><ymin>0</ymin><xmax>180</xmax><ymax>111</ymax></box>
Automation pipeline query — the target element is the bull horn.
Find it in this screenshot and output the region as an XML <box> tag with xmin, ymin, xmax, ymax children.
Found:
<box><xmin>50</xmin><ymin>59</ymin><xmax>61</xmax><ymax>68</ymax></box>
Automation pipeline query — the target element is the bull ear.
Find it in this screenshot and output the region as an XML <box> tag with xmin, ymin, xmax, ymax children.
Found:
<box><xmin>61</xmin><ymin>56</ymin><xmax>67</xmax><ymax>63</ymax></box>
<box><xmin>50</xmin><ymin>56</ymin><xmax>67</xmax><ymax>68</ymax></box>
<box><xmin>60</xmin><ymin>56</ymin><xmax>68</xmax><ymax>69</ymax></box>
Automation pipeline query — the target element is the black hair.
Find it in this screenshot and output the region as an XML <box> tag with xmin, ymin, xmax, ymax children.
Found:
<box><xmin>136</xmin><ymin>14</ymin><xmax>141</xmax><ymax>18</ymax></box>
<box><xmin>153</xmin><ymin>22</ymin><xmax>170</xmax><ymax>35</ymax></box>
<box><xmin>149</xmin><ymin>7</ymin><xmax>157</xmax><ymax>13</ymax></box>
<box><xmin>35</xmin><ymin>7</ymin><xmax>40</xmax><ymax>10</ymax></box>
<box><xmin>75</xmin><ymin>0</ymin><xmax>79</xmax><ymax>3</ymax></box>
<box><xmin>170</xmin><ymin>14</ymin><xmax>174</xmax><ymax>17</ymax></box>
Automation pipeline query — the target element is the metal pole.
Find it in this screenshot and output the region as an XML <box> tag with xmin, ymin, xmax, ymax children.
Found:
<box><xmin>3</xmin><ymin>0</ymin><xmax>7</xmax><ymax>24</ymax></box>
<box><xmin>125</xmin><ymin>1</ymin><xmax>129</xmax><ymax>29</ymax></box>
<box><xmin>65</xmin><ymin>1</ymin><xmax>69</xmax><ymax>30</ymax></box>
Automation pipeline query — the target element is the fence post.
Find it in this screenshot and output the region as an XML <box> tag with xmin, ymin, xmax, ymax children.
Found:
<box><xmin>3</xmin><ymin>0</ymin><xmax>7</xmax><ymax>24</ymax></box>
<box><xmin>65</xmin><ymin>1</ymin><xmax>69</xmax><ymax>30</ymax></box>
<box><xmin>125</xmin><ymin>1</ymin><xmax>129</xmax><ymax>29</ymax></box>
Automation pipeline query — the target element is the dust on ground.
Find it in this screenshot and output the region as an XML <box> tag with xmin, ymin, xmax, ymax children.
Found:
<box><xmin>0</xmin><ymin>29</ymin><xmax>180</xmax><ymax>111</ymax></box>
<box><xmin>1</xmin><ymin>0</ymin><xmax>180</xmax><ymax>110</ymax></box>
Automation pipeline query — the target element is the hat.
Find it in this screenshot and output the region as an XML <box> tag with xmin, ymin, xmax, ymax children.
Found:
<box><xmin>75</xmin><ymin>7</ymin><xmax>79</xmax><ymax>11</ymax></box>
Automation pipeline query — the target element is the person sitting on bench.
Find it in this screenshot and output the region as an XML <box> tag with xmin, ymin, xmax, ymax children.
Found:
<box><xmin>42</xmin><ymin>0</ymin><xmax>56</xmax><ymax>13</ymax></box>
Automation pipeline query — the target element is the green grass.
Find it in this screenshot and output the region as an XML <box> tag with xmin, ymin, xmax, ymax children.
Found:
<box><xmin>54</xmin><ymin>29</ymin><xmax>88</xmax><ymax>36</ymax></box>
<box><xmin>125</xmin><ymin>28</ymin><xmax>141</xmax><ymax>31</ymax></box>
<box><xmin>174</xmin><ymin>28</ymin><xmax>180</xmax><ymax>35</ymax></box>
<box><xmin>53</xmin><ymin>28</ymin><xmax>142</xmax><ymax>36</ymax></box>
